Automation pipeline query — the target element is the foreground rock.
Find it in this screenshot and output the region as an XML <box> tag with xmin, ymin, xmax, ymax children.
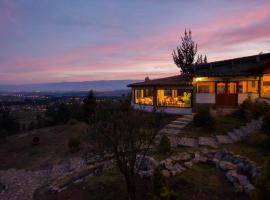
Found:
<box><xmin>137</xmin><ymin>150</ymin><xmax>261</xmax><ymax>195</ymax></box>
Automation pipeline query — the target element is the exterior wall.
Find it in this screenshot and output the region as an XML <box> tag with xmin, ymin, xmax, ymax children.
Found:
<box><xmin>131</xmin><ymin>103</ymin><xmax>192</xmax><ymax>115</ymax></box>
<box><xmin>238</xmin><ymin>93</ymin><xmax>259</xmax><ymax>104</ymax></box>
<box><xmin>195</xmin><ymin>93</ymin><xmax>215</xmax><ymax>104</ymax></box>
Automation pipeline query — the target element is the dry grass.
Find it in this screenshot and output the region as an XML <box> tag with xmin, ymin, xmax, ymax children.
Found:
<box><xmin>0</xmin><ymin>122</ymin><xmax>91</xmax><ymax>170</ymax></box>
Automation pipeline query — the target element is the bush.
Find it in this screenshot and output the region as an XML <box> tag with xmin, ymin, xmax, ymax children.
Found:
<box><xmin>152</xmin><ymin>167</ymin><xmax>177</xmax><ymax>200</ymax></box>
<box><xmin>251</xmin><ymin>159</ymin><xmax>270</xmax><ymax>200</ymax></box>
<box><xmin>193</xmin><ymin>107</ymin><xmax>216</xmax><ymax>130</ymax></box>
<box><xmin>68</xmin><ymin>137</ymin><xmax>81</xmax><ymax>152</ymax></box>
<box><xmin>32</xmin><ymin>136</ymin><xmax>40</xmax><ymax>145</ymax></box>
<box><xmin>252</xmin><ymin>100</ymin><xmax>270</xmax><ymax>119</ymax></box>
<box><xmin>262</xmin><ymin>112</ymin><xmax>270</xmax><ymax>135</ymax></box>
<box><xmin>239</xmin><ymin>98</ymin><xmax>270</xmax><ymax>120</ymax></box>
<box><xmin>159</xmin><ymin>135</ymin><xmax>171</xmax><ymax>154</ymax></box>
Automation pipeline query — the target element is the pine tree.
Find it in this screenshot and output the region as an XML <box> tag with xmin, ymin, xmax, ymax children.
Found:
<box><xmin>204</xmin><ymin>55</ymin><xmax>208</xmax><ymax>63</ymax></box>
<box><xmin>172</xmin><ymin>29</ymin><xmax>197</xmax><ymax>74</ymax></box>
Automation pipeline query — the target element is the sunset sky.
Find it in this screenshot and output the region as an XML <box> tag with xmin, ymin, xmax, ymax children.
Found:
<box><xmin>1</xmin><ymin>0</ymin><xmax>270</xmax><ymax>84</ymax></box>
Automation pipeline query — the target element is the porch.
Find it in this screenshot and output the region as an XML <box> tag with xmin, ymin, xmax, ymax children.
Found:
<box><xmin>195</xmin><ymin>77</ymin><xmax>261</xmax><ymax>107</ymax></box>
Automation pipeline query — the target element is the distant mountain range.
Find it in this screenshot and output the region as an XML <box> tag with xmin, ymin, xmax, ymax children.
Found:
<box><xmin>0</xmin><ymin>80</ymin><xmax>141</xmax><ymax>92</ymax></box>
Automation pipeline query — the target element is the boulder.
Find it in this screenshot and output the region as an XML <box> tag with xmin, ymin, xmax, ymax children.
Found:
<box><xmin>161</xmin><ymin>169</ymin><xmax>170</xmax><ymax>178</ymax></box>
<box><xmin>219</xmin><ymin>161</ymin><xmax>237</xmax><ymax>171</ymax></box>
<box><xmin>178</xmin><ymin>137</ymin><xmax>198</xmax><ymax>147</ymax></box>
<box><xmin>198</xmin><ymin>137</ymin><xmax>219</xmax><ymax>148</ymax></box>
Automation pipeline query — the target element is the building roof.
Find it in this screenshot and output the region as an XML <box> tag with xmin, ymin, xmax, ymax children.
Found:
<box><xmin>127</xmin><ymin>74</ymin><xmax>192</xmax><ymax>87</ymax></box>
<box><xmin>194</xmin><ymin>52</ymin><xmax>270</xmax><ymax>77</ymax></box>
<box><xmin>127</xmin><ymin>52</ymin><xmax>270</xmax><ymax>87</ymax></box>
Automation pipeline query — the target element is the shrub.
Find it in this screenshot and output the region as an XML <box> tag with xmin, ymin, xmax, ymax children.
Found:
<box><xmin>193</xmin><ymin>107</ymin><xmax>216</xmax><ymax>130</ymax></box>
<box><xmin>251</xmin><ymin>159</ymin><xmax>270</xmax><ymax>200</ymax></box>
<box><xmin>262</xmin><ymin>112</ymin><xmax>270</xmax><ymax>135</ymax></box>
<box><xmin>159</xmin><ymin>135</ymin><xmax>171</xmax><ymax>154</ymax></box>
<box><xmin>252</xmin><ymin>100</ymin><xmax>270</xmax><ymax>119</ymax></box>
<box><xmin>239</xmin><ymin>98</ymin><xmax>270</xmax><ymax>120</ymax></box>
<box><xmin>152</xmin><ymin>167</ymin><xmax>177</xmax><ymax>200</ymax></box>
<box><xmin>68</xmin><ymin>119</ymin><xmax>78</xmax><ymax>125</ymax></box>
<box><xmin>68</xmin><ymin>137</ymin><xmax>81</xmax><ymax>152</ymax></box>
<box><xmin>32</xmin><ymin>136</ymin><xmax>40</xmax><ymax>145</ymax></box>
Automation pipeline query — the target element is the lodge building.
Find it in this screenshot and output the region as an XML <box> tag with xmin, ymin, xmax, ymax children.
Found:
<box><xmin>127</xmin><ymin>53</ymin><xmax>270</xmax><ymax>114</ymax></box>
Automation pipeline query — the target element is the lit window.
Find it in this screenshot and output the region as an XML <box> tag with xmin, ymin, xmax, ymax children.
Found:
<box><xmin>157</xmin><ymin>89</ymin><xmax>191</xmax><ymax>107</ymax></box>
<box><xmin>261</xmin><ymin>74</ymin><xmax>270</xmax><ymax>98</ymax></box>
<box><xmin>197</xmin><ymin>82</ymin><xmax>215</xmax><ymax>93</ymax></box>
<box><xmin>134</xmin><ymin>88</ymin><xmax>153</xmax><ymax>105</ymax></box>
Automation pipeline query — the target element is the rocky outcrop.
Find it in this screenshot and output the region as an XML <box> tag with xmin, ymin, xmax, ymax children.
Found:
<box><xmin>137</xmin><ymin>150</ymin><xmax>261</xmax><ymax>194</ymax></box>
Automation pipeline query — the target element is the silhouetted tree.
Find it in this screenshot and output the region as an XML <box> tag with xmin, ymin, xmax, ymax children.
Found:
<box><xmin>172</xmin><ymin>29</ymin><xmax>197</xmax><ymax>74</ymax></box>
<box><xmin>0</xmin><ymin>107</ymin><xmax>20</xmax><ymax>137</ymax></box>
<box><xmin>204</xmin><ymin>55</ymin><xmax>208</xmax><ymax>63</ymax></box>
<box><xmin>81</xmin><ymin>90</ymin><xmax>96</xmax><ymax>123</ymax></box>
<box><xmin>91</xmin><ymin>99</ymin><xmax>164</xmax><ymax>200</ymax></box>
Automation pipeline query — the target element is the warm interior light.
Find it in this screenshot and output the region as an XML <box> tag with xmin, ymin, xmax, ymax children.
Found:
<box><xmin>196</xmin><ymin>77</ymin><xmax>202</xmax><ymax>82</ymax></box>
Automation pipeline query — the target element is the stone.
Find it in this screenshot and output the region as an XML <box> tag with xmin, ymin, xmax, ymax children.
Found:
<box><xmin>183</xmin><ymin>161</ymin><xmax>193</xmax><ymax>168</ymax></box>
<box><xmin>227</xmin><ymin>132</ymin><xmax>241</xmax><ymax>142</ymax></box>
<box><xmin>216</xmin><ymin>135</ymin><xmax>233</xmax><ymax>144</ymax></box>
<box><xmin>178</xmin><ymin>137</ymin><xmax>198</xmax><ymax>147</ymax></box>
<box><xmin>175</xmin><ymin>152</ymin><xmax>193</xmax><ymax>162</ymax></box>
<box><xmin>219</xmin><ymin>161</ymin><xmax>237</xmax><ymax>171</ymax></box>
<box><xmin>233</xmin><ymin>129</ymin><xmax>246</xmax><ymax>138</ymax></box>
<box><xmin>161</xmin><ymin>169</ymin><xmax>170</xmax><ymax>178</ymax></box>
<box><xmin>159</xmin><ymin>128</ymin><xmax>181</xmax><ymax>135</ymax></box>
<box><xmin>166</xmin><ymin>124</ymin><xmax>185</xmax><ymax>130</ymax></box>
<box><xmin>193</xmin><ymin>152</ymin><xmax>207</xmax><ymax>163</ymax></box>
<box><xmin>171</xmin><ymin>120</ymin><xmax>189</xmax><ymax>125</ymax></box>
<box><xmin>168</xmin><ymin>136</ymin><xmax>179</xmax><ymax>148</ymax></box>
<box><xmin>172</xmin><ymin>163</ymin><xmax>184</xmax><ymax>172</ymax></box>
<box><xmin>198</xmin><ymin>137</ymin><xmax>219</xmax><ymax>148</ymax></box>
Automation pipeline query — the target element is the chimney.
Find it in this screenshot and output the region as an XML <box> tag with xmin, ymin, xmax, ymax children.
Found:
<box><xmin>256</xmin><ymin>55</ymin><xmax>261</xmax><ymax>63</ymax></box>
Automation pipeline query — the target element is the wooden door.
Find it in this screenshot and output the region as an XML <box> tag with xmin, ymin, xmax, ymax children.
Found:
<box><xmin>216</xmin><ymin>82</ymin><xmax>238</xmax><ymax>107</ymax></box>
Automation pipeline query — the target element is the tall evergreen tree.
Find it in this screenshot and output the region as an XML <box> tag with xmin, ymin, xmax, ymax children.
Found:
<box><xmin>172</xmin><ymin>29</ymin><xmax>197</xmax><ymax>74</ymax></box>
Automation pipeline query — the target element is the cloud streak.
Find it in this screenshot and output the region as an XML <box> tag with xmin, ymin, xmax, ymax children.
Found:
<box><xmin>0</xmin><ymin>0</ymin><xmax>270</xmax><ymax>84</ymax></box>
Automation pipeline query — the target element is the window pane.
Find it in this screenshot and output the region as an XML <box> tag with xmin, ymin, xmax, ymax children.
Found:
<box><xmin>228</xmin><ymin>82</ymin><xmax>237</xmax><ymax>94</ymax></box>
<box><xmin>197</xmin><ymin>82</ymin><xmax>215</xmax><ymax>93</ymax></box>
<box><xmin>262</xmin><ymin>74</ymin><xmax>270</xmax><ymax>98</ymax></box>
<box><xmin>217</xmin><ymin>83</ymin><xmax>226</xmax><ymax>94</ymax></box>
<box><xmin>157</xmin><ymin>89</ymin><xmax>191</xmax><ymax>107</ymax></box>
<box><xmin>247</xmin><ymin>81</ymin><xmax>258</xmax><ymax>93</ymax></box>
<box><xmin>134</xmin><ymin>88</ymin><xmax>153</xmax><ymax>105</ymax></box>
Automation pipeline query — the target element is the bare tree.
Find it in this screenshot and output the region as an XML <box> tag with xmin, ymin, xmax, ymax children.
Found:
<box><xmin>91</xmin><ymin>99</ymin><xmax>164</xmax><ymax>200</ymax></box>
<box><xmin>172</xmin><ymin>29</ymin><xmax>197</xmax><ymax>74</ymax></box>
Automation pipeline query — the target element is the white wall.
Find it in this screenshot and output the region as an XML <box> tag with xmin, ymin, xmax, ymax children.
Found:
<box><xmin>131</xmin><ymin>103</ymin><xmax>192</xmax><ymax>115</ymax></box>
<box><xmin>238</xmin><ymin>93</ymin><xmax>259</xmax><ymax>104</ymax></box>
<box><xmin>196</xmin><ymin>93</ymin><xmax>215</xmax><ymax>104</ymax></box>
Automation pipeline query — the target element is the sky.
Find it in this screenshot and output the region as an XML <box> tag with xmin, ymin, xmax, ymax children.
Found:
<box><xmin>0</xmin><ymin>0</ymin><xmax>270</xmax><ymax>84</ymax></box>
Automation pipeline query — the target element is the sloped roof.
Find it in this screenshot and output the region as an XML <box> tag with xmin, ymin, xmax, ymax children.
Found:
<box><xmin>194</xmin><ymin>52</ymin><xmax>270</xmax><ymax>77</ymax></box>
<box><xmin>127</xmin><ymin>74</ymin><xmax>192</xmax><ymax>87</ymax></box>
<box><xmin>127</xmin><ymin>52</ymin><xmax>270</xmax><ymax>87</ymax></box>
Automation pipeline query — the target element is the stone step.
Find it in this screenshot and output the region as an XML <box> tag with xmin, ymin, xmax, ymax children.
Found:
<box><xmin>216</xmin><ymin>135</ymin><xmax>233</xmax><ymax>144</ymax></box>
<box><xmin>159</xmin><ymin>128</ymin><xmax>181</xmax><ymax>135</ymax></box>
<box><xmin>171</xmin><ymin>120</ymin><xmax>189</xmax><ymax>125</ymax></box>
<box><xmin>198</xmin><ymin>137</ymin><xmax>219</xmax><ymax>148</ymax></box>
<box><xmin>168</xmin><ymin>136</ymin><xmax>179</xmax><ymax>147</ymax></box>
<box><xmin>233</xmin><ymin>129</ymin><xmax>246</xmax><ymax>138</ymax></box>
<box><xmin>175</xmin><ymin>117</ymin><xmax>193</xmax><ymax>122</ymax></box>
<box><xmin>166</xmin><ymin>124</ymin><xmax>185</xmax><ymax>130</ymax></box>
<box><xmin>178</xmin><ymin>137</ymin><xmax>198</xmax><ymax>147</ymax></box>
<box><xmin>227</xmin><ymin>131</ymin><xmax>241</xmax><ymax>142</ymax></box>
